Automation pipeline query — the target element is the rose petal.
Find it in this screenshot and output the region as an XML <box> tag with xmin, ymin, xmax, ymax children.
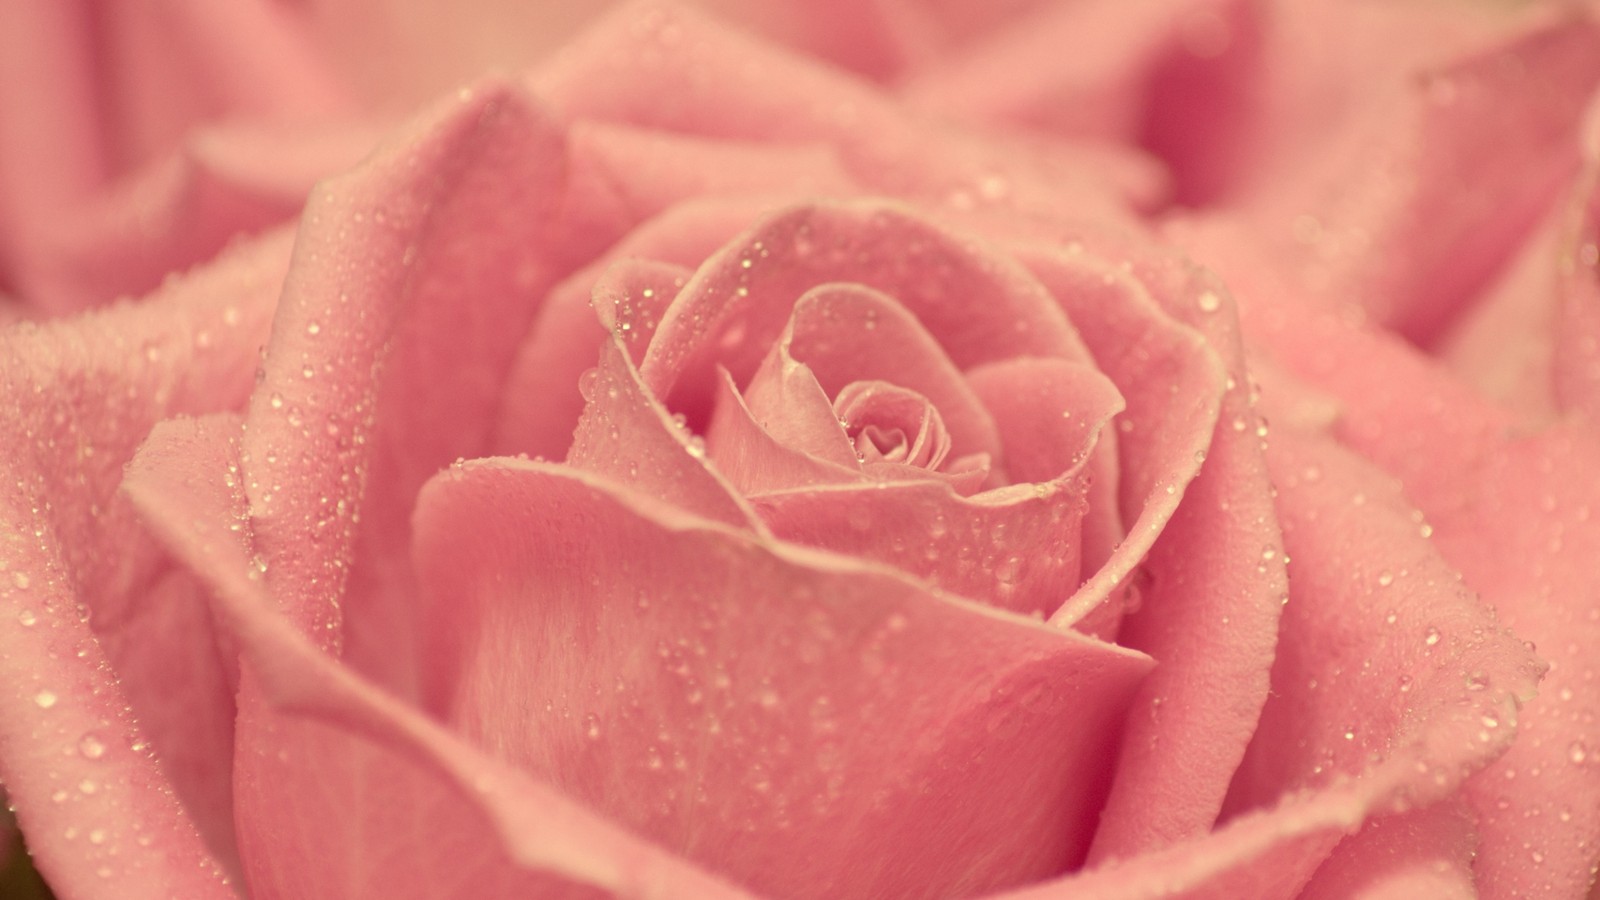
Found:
<box><xmin>1230</xmin><ymin>432</ymin><xmax>1539</xmax><ymax>813</ymax></box>
<box><xmin>530</xmin><ymin>2</ymin><xmax>1154</xmax><ymax>221</ymax></box>
<box><xmin>0</xmin><ymin>230</ymin><xmax>289</xmax><ymax>898</ymax></box>
<box><xmin>739</xmin><ymin>343</ymin><xmax>861</xmax><ymax>468</ymax></box>
<box><xmin>1246</xmin><ymin>15</ymin><xmax>1600</xmax><ymax>342</ymax></box>
<box><xmin>1231</xmin><ymin>291</ymin><xmax>1600</xmax><ymax>896</ymax></box>
<box><xmin>412</xmin><ymin>457</ymin><xmax>1153</xmax><ymax>898</ymax></box>
<box><xmin>740</xmin><ymin>356</ymin><xmax>1119</xmax><ymax>615</ymax></box>
<box><xmin>0</xmin><ymin>0</ymin><xmax>350</xmax><ymax>308</ymax></box>
<box><xmin>1554</xmin><ymin>98</ymin><xmax>1600</xmax><ymax>420</ymax></box>
<box><xmin>124</xmin><ymin>415</ymin><xmax>753</xmax><ymax>900</ymax></box>
<box><xmin>642</xmin><ymin>201</ymin><xmax>1087</xmax><ymax>424</ymax></box>
<box><xmin>566</xmin><ymin>122</ymin><xmax>856</xmax><ymax>230</ymax></box>
<box><xmin>1297</xmin><ymin>803</ymin><xmax>1478</xmax><ymax>900</ymax></box>
<box><xmin>705</xmin><ymin>368</ymin><xmax>861</xmax><ymax>494</ymax></box>
<box><xmin>493</xmin><ymin>197</ymin><xmax>777</xmax><ymax>461</ymax></box>
<box><xmin>563</xmin><ymin>263</ymin><xmax>767</xmax><ymax>530</ymax></box>
<box><xmin>990</xmin><ymin>429</ymin><xmax>1541</xmax><ymax>900</ymax></box>
<box><xmin>1044</xmin><ymin>251</ymin><xmax>1284</xmax><ymax>860</ymax></box>
<box><xmin>777</xmin><ymin>283</ymin><xmax>1004</xmax><ymax>463</ymax></box>
<box><xmin>20</xmin><ymin>121</ymin><xmax>379</xmax><ymax>313</ymax></box>
<box><xmin>567</xmin><ymin>340</ymin><xmax>762</xmax><ymax>531</ymax></box>
<box><xmin>241</xmin><ymin>79</ymin><xmax>570</xmax><ymax>694</ymax></box>
<box><xmin>1010</xmin><ymin>241</ymin><xmax>1226</xmax><ymax>623</ymax></box>
<box><xmin>750</xmin><ymin>479</ymin><xmax>1090</xmax><ymax>620</ymax></box>
<box><xmin>903</xmin><ymin>0</ymin><xmax>1260</xmax><ymax>204</ymax></box>
<box><xmin>0</xmin><ymin>2</ymin><xmax>106</xmax><ymax>294</ymax></box>
<box><xmin>965</xmin><ymin>356</ymin><xmax>1123</xmax><ymax>487</ymax></box>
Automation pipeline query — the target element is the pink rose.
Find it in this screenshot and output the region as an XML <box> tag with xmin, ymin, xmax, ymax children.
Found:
<box><xmin>3</xmin><ymin>2</ymin><xmax>1600</xmax><ymax>899</ymax></box>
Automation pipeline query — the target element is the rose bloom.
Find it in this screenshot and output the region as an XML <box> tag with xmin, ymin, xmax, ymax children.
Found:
<box><xmin>3</xmin><ymin>1</ymin><xmax>1600</xmax><ymax>898</ymax></box>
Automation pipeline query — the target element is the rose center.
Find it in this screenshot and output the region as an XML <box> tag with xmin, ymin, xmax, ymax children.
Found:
<box><xmin>832</xmin><ymin>380</ymin><xmax>951</xmax><ymax>470</ymax></box>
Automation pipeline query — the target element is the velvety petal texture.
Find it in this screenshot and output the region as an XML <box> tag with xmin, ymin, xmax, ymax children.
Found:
<box><xmin>411</xmin><ymin>459</ymin><xmax>1153</xmax><ymax>899</ymax></box>
<box><xmin>6</xmin><ymin>0</ymin><xmax>1600</xmax><ymax>897</ymax></box>
<box><xmin>0</xmin><ymin>229</ymin><xmax>289</xmax><ymax>898</ymax></box>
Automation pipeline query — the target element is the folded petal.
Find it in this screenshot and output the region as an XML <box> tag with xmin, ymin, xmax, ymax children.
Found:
<box><xmin>125</xmin><ymin>415</ymin><xmax>754</xmax><ymax>900</ymax></box>
<box><xmin>240</xmin><ymin>79</ymin><xmax>571</xmax><ymax>697</ymax></box>
<box><xmin>412</xmin><ymin>457</ymin><xmax>1153</xmax><ymax>898</ymax></box>
<box><xmin>0</xmin><ymin>229</ymin><xmax>289</xmax><ymax>899</ymax></box>
<box><xmin>493</xmin><ymin>198</ymin><xmax>775</xmax><ymax>461</ymax></box>
<box><xmin>1233</xmin><ymin>293</ymin><xmax>1600</xmax><ymax>897</ymax></box>
<box><xmin>990</xmin><ymin>429</ymin><xmax>1541</xmax><ymax>900</ymax></box>
<box><xmin>642</xmin><ymin>201</ymin><xmax>1086</xmax><ymax>422</ymax></box>
<box><xmin>1296</xmin><ymin>803</ymin><xmax>1478</xmax><ymax>900</ymax></box>
<box><xmin>705</xmin><ymin>368</ymin><xmax>862</xmax><ymax>494</ymax></box>
<box><xmin>1011</xmin><ymin>241</ymin><xmax>1226</xmax><ymax>624</ymax></box>
<box><xmin>564</xmin><ymin>263</ymin><xmax>766</xmax><ymax>529</ymax></box>
<box><xmin>1052</xmin><ymin>252</ymin><xmax>1283</xmax><ymax>860</ymax></box>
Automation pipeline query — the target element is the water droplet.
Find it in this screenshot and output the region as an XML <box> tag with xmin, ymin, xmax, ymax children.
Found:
<box><xmin>995</xmin><ymin>557</ymin><xmax>1023</xmax><ymax>585</ymax></box>
<box><xmin>1425</xmin><ymin>627</ymin><xmax>1442</xmax><ymax>647</ymax></box>
<box><xmin>17</xmin><ymin>609</ymin><xmax>37</xmax><ymax>627</ymax></box>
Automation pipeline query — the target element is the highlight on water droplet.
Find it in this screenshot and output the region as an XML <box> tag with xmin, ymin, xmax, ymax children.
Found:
<box><xmin>78</xmin><ymin>732</ymin><xmax>108</xmax><ymax>759</ymax></box>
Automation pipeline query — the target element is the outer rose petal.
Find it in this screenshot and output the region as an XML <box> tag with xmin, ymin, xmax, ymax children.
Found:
<box><xmin>902</xmin><ymin>0</ymin><xmax>1262</xmax><ymax>204</ymax></box>
<box><xmin>1239</xmin><ymin>291</ymin><xmax>1600</xmax><ymax>897</ymax></box>
<box><xmin>989</xmin><ymin>429</ymin><xmax>1541</xmax><ymax>900</ymax></box>
<box><xmin>1036</xmin><ymin>247</ymin><xmax>1284</xmax><ymax>860</ymax></box>
<box><xmin>412</xmin><ymin>458</ymin><xmax>1154</xmax><ymax>899</ymax></box>
<box><xmin>22</xmin><ymin>120</ymin><xmax>380</xmax><ymax>313</ymax></box>
<box><xmin>529</xmin><ymin>2</ymin><xmax>1156</xmax><ymax>222</ymax></box>
<box><xmin>241</xmin><ymin>78</ymin><xmax>573</xmax><ymax>693</ymax></box>
<box><xmin>0</xmin><ymin>0</ymin><xmax>350</xmax><ymax>307</ymax></box>
<box><xmin>1297</xmin><ymin>803</ymin><xmax>1478</xmax><ymax>900</ymax></box>
<box><xmin>1241</xmin><ymin>14</ymin><xmax>1600</xmax><ymax>342</ymax></box>
<box><xmin>0</xmin><ymin>230</ymin><xmax>290</xmax><ymax>898</ymax></box>
<box><xmin>124</xmin><ymin>416</ymin><xmax>754</xmax><ymax>900</ymax></box>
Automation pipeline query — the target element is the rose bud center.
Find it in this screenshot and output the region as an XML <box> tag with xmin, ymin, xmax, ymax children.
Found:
<box><xmin>832</xmin><ymin>379</ymin><xmax>951</xmax><ymax>470</ymax></box>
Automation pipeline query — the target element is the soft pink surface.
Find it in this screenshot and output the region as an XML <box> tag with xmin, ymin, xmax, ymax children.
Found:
<box><xmin>3</xmin><ymin>0</ymin><xmax>1600</xmax><ymax>898</ymax></box>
